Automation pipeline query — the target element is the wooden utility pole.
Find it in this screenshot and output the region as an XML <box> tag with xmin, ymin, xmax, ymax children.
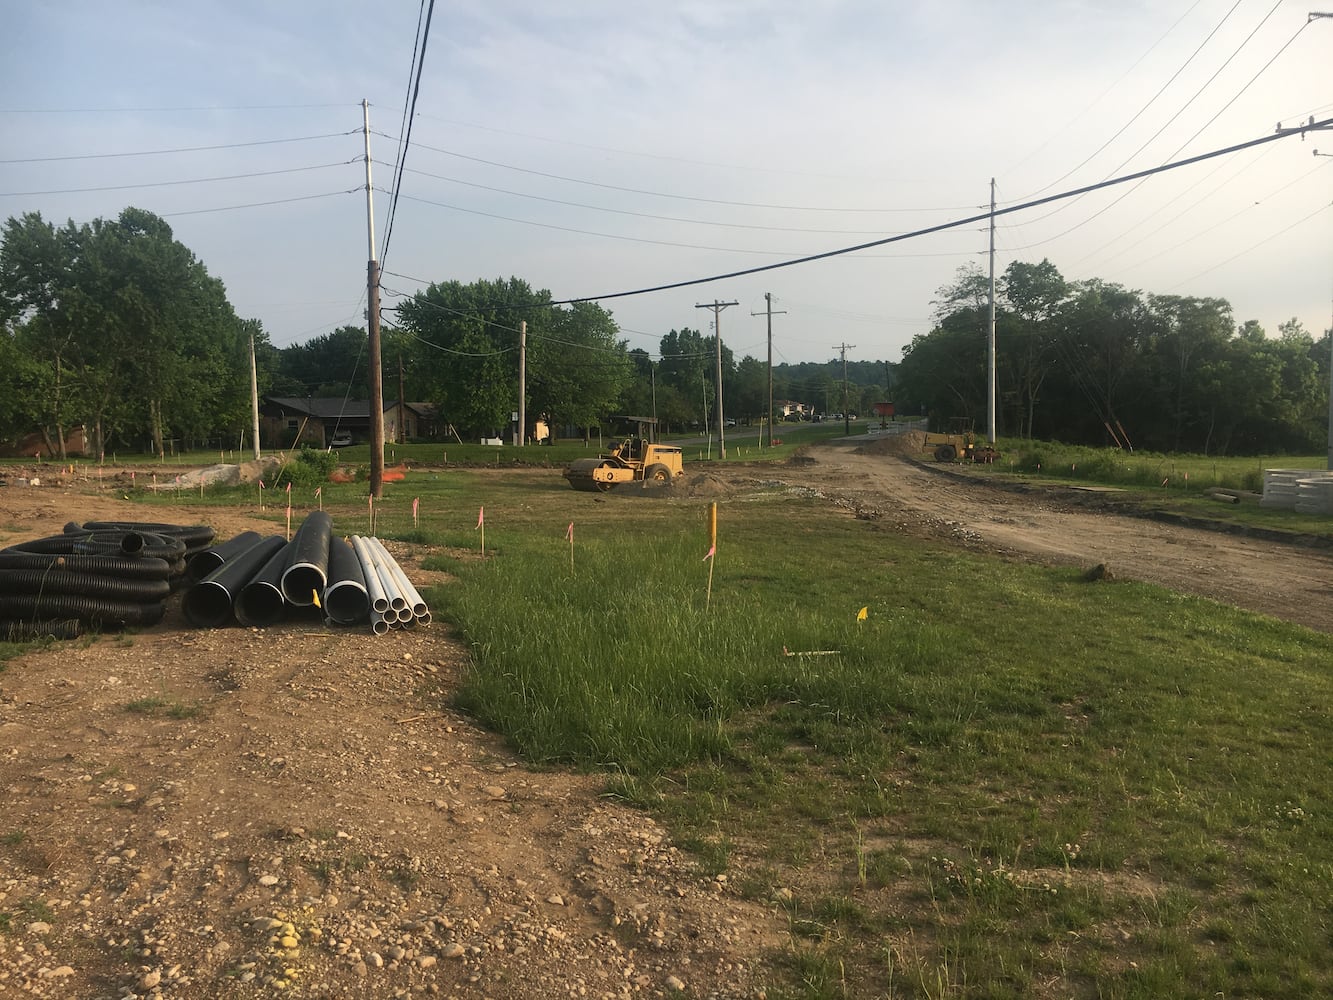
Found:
<box><xmin>752</xmin><ymin>293</ymin><xmax>785</xmax><ymax>448</ymax></box>
<box><xmin>696</xmin><ymin>300</ymin><xmax>738</xmax><ymax>459</ymax></box>
<box><xmin>835</xmin><ymin>343</ymin><xmax>856</xmax><ymax>435</ymax></box>
<box><xmin>518</xmin><ymin>320</ymin><xmax>527</xmax><ymax>447</ymax></box>
<box><xmin>363</xmin><ymin>98</ymin><xmax>385</xmax><ymax>498</ymax></box>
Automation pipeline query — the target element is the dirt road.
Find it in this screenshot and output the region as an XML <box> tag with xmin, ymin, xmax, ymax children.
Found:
<box><xmin>1</xmin><ymin>446</ymin><xmax>1329</xmax><ymax>1000</ymax></box>
<box><xmin>717</xmin><ymin>442</ymin><xmax>1333</xmax><ymax>634</ymax></box>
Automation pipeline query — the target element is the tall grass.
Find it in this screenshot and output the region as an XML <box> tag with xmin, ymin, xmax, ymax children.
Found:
<box><xmin>435</xmin><ymin>495</ymin><xmax>1333</xmax><ymax>998</ymax></box>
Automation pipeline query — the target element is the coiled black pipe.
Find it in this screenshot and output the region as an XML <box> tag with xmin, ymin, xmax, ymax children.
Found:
<box><xmin>10</xmin><ymin>531</ymin><xmax>186</xmax><ymax>561</ymax></box>
<box><xmin>0</xmin><ymin>568</ymin><xmax>170</xmax><ymax>602</ymax></box>
<box><xmin>183</xmin><ymin>535</ymin><xmax>287</xmax><ymax>628</ymax></box>
<box><xmin>324</xmin><ymin>536</ymin><xmax>369</xmax><ymax>625</ymax></box>
<box><xmin>0</xmin><ymin>552</ymin><xmax>172</xmax><ymax>580</ymax></box>
<box><xmin>186</xmin><ymin>530</ymin><xmax>263</xmax><ymax>583</ymax></box>
<box><xmin>0</xmin><ymin>593</ymin><xmax>165</xmax><ymax>628</ymax></box>
<box><xmin>75</xmin><ymin>521</ymin><xmax>215</xmax><ymax>551</ymax></box>
<box><xmin>234</xmin><ymin>541</ymin><xmax>293</xmax><ymax>628</ymax></box>
<box><xmin>281</xmin><ymin>511</ymin><xmax>332</xmax><ymax>607</ymax></box>
<box><xmin>1</xmin><ymin>618</ymin><xmax>85</xmax><ymax>641</ymax></box>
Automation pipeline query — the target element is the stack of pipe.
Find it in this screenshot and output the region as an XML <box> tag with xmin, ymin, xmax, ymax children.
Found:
<box><xmin>350</xmin><ymin>535</ymin><xmax>431</xmax><ymax>635</ymax></box>
<box><xmin>0</xmin><ymin>520</ymin><xmax>213</xmax><ymax>638</ymax></box>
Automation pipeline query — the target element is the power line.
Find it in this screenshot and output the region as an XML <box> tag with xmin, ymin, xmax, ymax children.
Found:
<box><xmin>159</xmin><ymin>188</ymin><xmax>357</xmax><ymax>218</ymax></box>
<box><xmin>0</xmin><ymin>160</ymin><xmax>356</xmax><ymax>198</ymax></box>
<box><xmin>0</xmin><ymin>103</ymin><xmax>356</xmax><ymax>114</ymax></box>
<box><xmin>396</xmin><ymin>135</ymin><xmax>973</xmax><ymax>214</ymax></box>
<box><xmin>399</xmin><ymin>165</ymin><xmax>922</xmax><ymax>235</ymax></box>
<box><xmin>381</xmin><ymin>0</ymin><xmax>436</xmax><ymax>267</ymax></box>
<box><xmin>0</xmin><ymin>131</ymin><xmax>357</xmax><ymax>165</ymax></box>
<box><xmin>543</xmin><ymin>118</ymin><xmax>1332</xmax><ymax>306</ymax></box>
<box><xmin>1011</xmin><ymin>0</ymin><xmax>1243</xmax><ymax>203</ymax></box>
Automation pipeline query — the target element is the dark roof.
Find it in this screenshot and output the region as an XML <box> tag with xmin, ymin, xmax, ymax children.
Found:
<box><xmin>263</xmin><ymin>397</ymin><xmax>434</xmax><ymax>419</ymax></box>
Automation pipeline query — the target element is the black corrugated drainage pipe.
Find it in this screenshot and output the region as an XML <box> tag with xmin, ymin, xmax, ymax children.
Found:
<box><xmin>183</xmin><ymin>535</ymin><xmax>287</xmax><ymax>628</ymax></box>
<box><xmin>76</xmin><ymin>520</ymin><xmax>215</xmax><ymax>553</ymax></box>
<box><xmin>0</xmin><ymin>593</ymin><xmax>165</xmax><ymax>629</ymax></box>
<box><xmin>0</xmin><ymin>552</ymin><xmax>172</xmax><ymax>581</ymax></box>
<box><xmin>186</xmin><ymin>530</ymin><xmax>263</xmax><ymax>583</ymax></box>
<box><xmin>234</xmin><ymin>541</ymin><xmax>294</xmax><ymax>628</ymax></box>
<box><xmin>281</xmin><ymin>511</ymin><xmax>332</xmax><ymax>607</ymax></box>
<box><xmin>324</xmin><ymin>535</ymin><xmax>369</xmax><ymax>625</ymax></box>
<box><xmin>0</xmin><ymin>567</ymin><xmax>170</xmax><ymax>603</ymax></box>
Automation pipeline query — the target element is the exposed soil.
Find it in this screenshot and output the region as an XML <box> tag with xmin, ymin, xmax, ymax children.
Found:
<box><xmin>1</xmin><ymin>442</ymin><xmax>1330</xmax><ymax>999</ymax></box>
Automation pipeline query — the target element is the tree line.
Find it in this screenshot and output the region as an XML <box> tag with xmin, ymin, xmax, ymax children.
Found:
<box><xmin>7</xmin><ymin>207</ymin><xmax>1324</xmax><ymax>457</ymax></box>
<box><xmin>896</xmin><ymin>260</ymin><xmax>1332</xmax><ymax>455</ymax></box>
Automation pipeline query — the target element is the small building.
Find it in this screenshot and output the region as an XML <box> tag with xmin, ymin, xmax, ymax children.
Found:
<box><xmin>260</xmin><ymin>397</ymin><xmax>437</xmax><ymax>448</ymax></box>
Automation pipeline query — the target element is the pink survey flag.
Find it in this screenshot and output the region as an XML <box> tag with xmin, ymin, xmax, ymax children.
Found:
<box><xmin>477</xmin><ymin>506</ymin><xmax>485</xmax><ymax>528</ymax></box>
<box><xmin>703</xmin><ymin>543</ymin><xmax>716</xmax><ymax>561</ymax></box>
<box><xmin>566</xmin><ymin>522</ymin><xmax>574</xmax><ymax>542</ymax></box>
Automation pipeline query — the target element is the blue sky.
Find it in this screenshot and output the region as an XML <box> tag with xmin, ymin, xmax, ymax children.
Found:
<box><xmin>3</xmin><ymin>1</ymin><xmax>1330</xmax><ymax>366</ymax></box>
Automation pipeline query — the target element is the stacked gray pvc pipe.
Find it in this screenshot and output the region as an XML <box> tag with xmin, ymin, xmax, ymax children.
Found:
<box><xmin>349</xmin><ymin>535</ymin><xmax>430</xmax><ymax>635</ymax></box>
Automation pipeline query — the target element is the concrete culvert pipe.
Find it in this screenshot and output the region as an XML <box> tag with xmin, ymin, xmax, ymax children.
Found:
<box><xmin>281</xmin><ymin>511</ymin><xmax>333</xmax><ymax>607</ymax></box>
<box><xmin>183</xmin><ymin>535</ymin><xmax>287</xmax><ymax>628</ymax></box>
<box><xmin>323</xmin><ymin>535</ymin><xmax>369</xmax><ymax>625</ymax></box>
<box><xmin>234</xmin><ymin>541</ymin><xmax>294</xmax><ymax>628</ymax></box>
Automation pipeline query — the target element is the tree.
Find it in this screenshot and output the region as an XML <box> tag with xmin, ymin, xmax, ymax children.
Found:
<box><xmin>0</xmin><ymin>208</ymin><xmax>247</xmax><ymax>456</ymax></box>
<box><xmin>392</xmin><ymin>277</ymin><xmax>631</xmax><ymax>440</ymax></box>
<box><xmin>1001</xmin><ymin>259</ymin><xmax>1067</xmax><ymax>438</ymax></box>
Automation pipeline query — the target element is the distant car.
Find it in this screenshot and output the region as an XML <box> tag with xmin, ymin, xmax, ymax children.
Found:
<box><xmin>329</xmin><ymin>432</ymin><xmax>353</xmax><ymax>448</ymax></box>
<box><xmin>725</xmin><ymin>418</ymin><xmax>737</xmax><ymax>427</ymax></box>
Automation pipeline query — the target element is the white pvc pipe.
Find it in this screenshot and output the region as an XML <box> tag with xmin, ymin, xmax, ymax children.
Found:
<box><xmin>351</xmin><ymin>536</ymin><xmax>389</xmax><ymax>615</ymax></box>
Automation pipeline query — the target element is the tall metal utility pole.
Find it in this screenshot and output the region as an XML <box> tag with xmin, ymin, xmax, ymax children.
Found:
<box><xmin>834</xmin><ymin>342</ymin><xmax>856</xmax><ymax>436</ymax></box>
<box><xmin>518</xmin><ymin>320</ymin><xmax>527</xmax><ymax>447</ymax></box>
<box><xmin>362</xmin><ymin>99</ymin><xmax>385</xmax><ymax>498</ymax></box>
<box><xmin>1306</xmin><ymin>13</ymin><xmax>1332</xmax><ymax>465</ymax></box>
<box><xmin>248</xmin><ymin>333</ymin><xmax>261</xmax><ymax>459</ymax></box>
<box><xmin>752</xmin><ymin>293</ymin><xmax>786</xmax><ymax>448</ymax></box>
<box><xmin>987</xmin><ymin>177</ymin><xmax>997</xmax><ymax>446</ymax></box>
<box><xmin>696</xmin><ymin>300</ymin><xmax>738</xmax><ymax>459</ymax></box>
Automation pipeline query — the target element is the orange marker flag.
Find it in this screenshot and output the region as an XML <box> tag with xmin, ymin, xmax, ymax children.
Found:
<box><xmin>567</xmin><ymin>521</ymin><xmax>575</xmax><ymax>571</ymax></box>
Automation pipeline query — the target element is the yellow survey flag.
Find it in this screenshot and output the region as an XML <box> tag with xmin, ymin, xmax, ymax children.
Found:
<box><xmin>856</xmin><ymin>606</ymin><xmax>868</xmax><ymax>622</ymax></box>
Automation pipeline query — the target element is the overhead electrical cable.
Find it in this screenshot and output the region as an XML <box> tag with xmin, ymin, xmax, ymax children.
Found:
<box><xmin>0</xmin><ymin>131</ymin><xmax>357</xmax><ymax>165</ymax></box>
<box><xmin>380</xmin><ymin>0</ymin><xmax>436</xmax><ymax>267</ymax></box>
<box><xmin>160</xmin><ymin>189</ymin><xmax>357</xmax><ymax>218</ymax></box>
<box><xmin>394</xmin><ymin>135</ymin><xmax>971</xmax><ymax>214</ymax></box>
<box><xmin>388</xmin><ymin>190</ymin><xmax>973</xmax><ymax>259</ymax></box>
<box><xmin>412</xmin><ymin>112</ymin><xmax>876</xmax><ymax>182</ymax></box>
<box><xmin>534</xmin><ymin>119</ymin><xmax>1330</xmax><ymax>306</ymax></box>
<box><xmin>1007</xmin><ymin>11</ymin><xmax>1305</xmax><ymax>255</ymax></box>
<box><xmin>1011</xmin><ymin>0</ymin><xmax>1242</xmax><ymax>201</ymax></box>
<box><xmin>0</xmin><ymin>103</ymin><xmax>356</xmax><ymax>113</ymax></box>
<box><xmin>0</xmin><ymin>160</ymin><xmax>356</xmax><ymax>197</ymax></box>
<box><xmin>1164</xmin><ymin>199</ymin><xmax>1333</xmax><ymax>289</ymax></box>
<box><xmin>1002</xmin><ymin>0</ymin><xmax>1210</xmax><ymax>180</ymax></box>
<box><xmin>399</xmin><ymin>166</ymin><xmax>935</xmax><ymax>236</ymax></box>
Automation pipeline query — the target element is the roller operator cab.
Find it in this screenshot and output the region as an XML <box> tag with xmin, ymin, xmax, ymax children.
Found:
<box><xmin>563</xmin><ymin>417</ymin><xmax>685</xmax><ymax>492</ymax></box>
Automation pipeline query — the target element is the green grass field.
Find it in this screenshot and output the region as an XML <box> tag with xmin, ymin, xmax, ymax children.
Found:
<box><xmin>3</xmin><ymin>440</ymin><xmax>1331</xmax><ymax>997</ymax></box>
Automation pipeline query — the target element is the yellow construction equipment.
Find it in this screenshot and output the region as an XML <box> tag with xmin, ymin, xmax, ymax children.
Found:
<box><xmin>923</xmin><ymin>418</ymin><xmax>1000</xmax><ymax>464</ymax></box>
<box><xmin>563</xmin><ymin>417</ymin><xmax>685</xmax><ymax>492</ymax></box>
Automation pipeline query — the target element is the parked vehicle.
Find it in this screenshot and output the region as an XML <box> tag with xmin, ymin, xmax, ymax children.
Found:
<box><xmin>329</xmin><ymin>432</ymin><xmax>353</xmax><ymax>448</ymax></box>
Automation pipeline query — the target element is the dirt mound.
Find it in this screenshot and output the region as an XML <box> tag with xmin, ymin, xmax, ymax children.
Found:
<box><xmin>854</xmin><ymin>431</ymin><xmax>924</xmax><ymax>456</ymax></box>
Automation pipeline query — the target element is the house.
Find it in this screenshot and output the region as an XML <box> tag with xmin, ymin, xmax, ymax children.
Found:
<box><xmin>259</xmin><ymin>397</ymin><xmax>437</xmax><ymax>448</ymax></box>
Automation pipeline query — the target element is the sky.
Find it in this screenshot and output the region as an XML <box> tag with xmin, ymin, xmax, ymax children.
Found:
<box><xmin>3</xmin><ymin>0</ymin><xmax>1331</xmax><ymax>368</ymax></box>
